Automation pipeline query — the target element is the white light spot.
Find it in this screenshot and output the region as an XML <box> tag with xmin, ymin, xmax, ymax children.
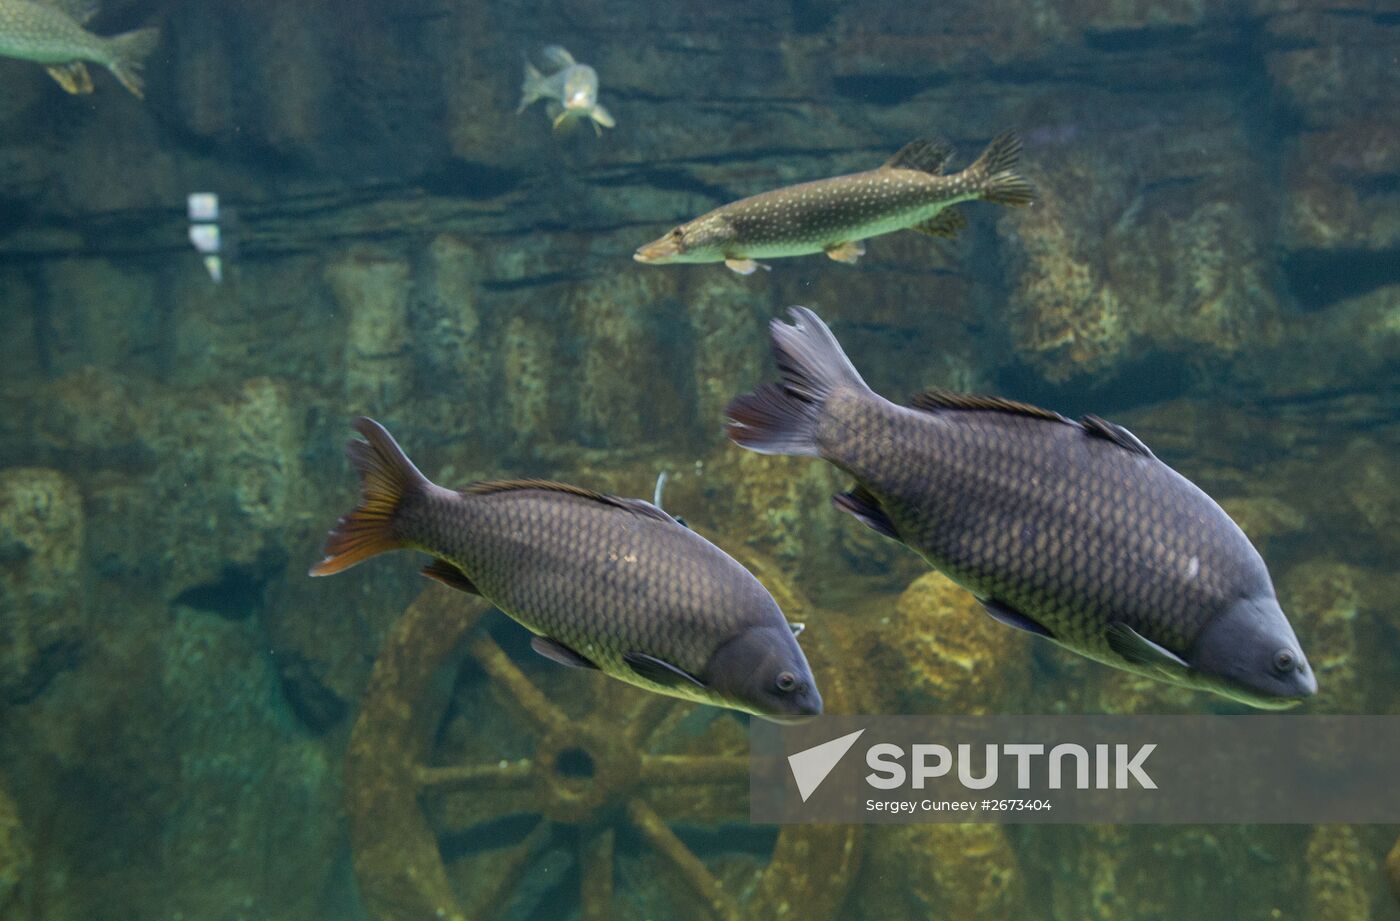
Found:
<box><xmin>1186</xmin><ymin>556</ymin><xmax>1200</xmax><ymax>579</ymax></box>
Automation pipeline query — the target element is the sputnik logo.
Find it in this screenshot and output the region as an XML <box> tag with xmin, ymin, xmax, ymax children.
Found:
<box><xmin>787</xmin><ymin>729</ymin><xmax>865</xmax><ymax>802</ymax></box>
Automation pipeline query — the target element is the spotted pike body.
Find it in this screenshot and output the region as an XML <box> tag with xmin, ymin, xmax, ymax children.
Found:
<box><xmin>726</xmin><ymin>308</ymin><xmax>1316</xmax><ymax>709</ymax></box>
<box><xmin>634</xmin><ymin>133</ymin><xmax>1033</xmax><ymax>273</ymax></box>
<box><xmin>311</xmin><ymin>419</ymin><xmax>821</xmax><ymax>721</ymax></box>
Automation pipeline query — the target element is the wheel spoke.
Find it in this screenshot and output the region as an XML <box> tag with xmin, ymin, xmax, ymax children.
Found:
<box><xmin>415</xmin><ymin>758</ymin><xmax>534</xmax><ymax>792</ymax></box>
<box><xmin>626</xmin><ymin>695</ymin><xmax>679</xmax><ymax>745</ymax></box>
<box><xmin>467</xmin><ymin>634</ymin><xmax>570</xmax><ymax>734</ymax></box>
<box><xmin>465</xmin><ymin>818</ymin><xmax>554</xmax><ymax>920</ymax></box>
<box><xmin>639</xmin><ymin>754</ymin><xmax>749</xmax><ymax>786</ymax></box>
<box><xmin>627</xmin><ymin>798</ymin><xmax>742</xmax><ymax>921</ymax></box>
<box><xmin>578</xmin><ymin>826</ymin><xmax>614</xmax><ymax>921</ymax></box>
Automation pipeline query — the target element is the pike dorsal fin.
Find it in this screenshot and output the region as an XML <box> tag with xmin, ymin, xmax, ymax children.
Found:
<box><xmin>1079</xmin><ymin>415</ymin><xmax>1155</xmax><ymax>459</ymax></box>
<box><xmin>464</xmin><ymin>479</ymin><xmax>677</xmax><ymax>523</ymax></box>
<box><xmin>885</xmin><ymin>138</ymin><xmax>954</xmax><ymax>174</ymax></box>
<box><xmin>909</xmin><ymin>389</ymin><xmax>1068</xmax><ymax>423</ymax></box>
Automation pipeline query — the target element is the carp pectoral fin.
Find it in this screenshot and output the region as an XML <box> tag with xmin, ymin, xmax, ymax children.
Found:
<box><xmin>45</xmin><ymin>62</ymin><xmax>94</xmax><ymax>95</ymax></box>
<box><xmin>724</xmin><ymin>258</ymin><xmax>768</xmax><ymax>275</ymax></box>
<box><xmin>910</xmin><ymin>208</ymin><xmax>967</xmax><ymax>239</ymax></box>
<box><xmin>824</xmin><ymin>241</ymin><xmax>865</xmax><ymax>264</ymax></box>
<box><xmin>980</xmin><ymin>598</ymin><xmax>1054</xmax><ymax>639</ymax></box>
<box><xmin>624</xmin><ymin>652</ymin><xmax>707</xmax><ymax>689</ymax></box>
<box><xmin>832</xmin><ymin>486</ymin><xmax>900</xmax><ymax>541</ymax></box>
<box><xmin>531</xmin><ymin>635</ymin><xmax>599</xmax><ymax>670</ymax></box>
<box><xmin>789</xmin><ymin>622</ymin><xmax>805</xmax><ymax>637</ymax></box>
<box><xmin>420</xmin><ymin>559</ymin><xmax>481</xmax><ymax>595</ymax></box>
<box><xmin>1106</xmin><ymin>622</ymin><xmax>1190</xmax><ymax>670</ymax></box>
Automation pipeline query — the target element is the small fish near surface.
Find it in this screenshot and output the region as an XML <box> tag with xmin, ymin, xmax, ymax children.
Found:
<box><xmin>0</xmin><ymin>0</ymin><xmax>158</xmax><ymax>98</ymax></box>
<box><xmin>517</xmin><ymin>44</ymin><xmax>615</xmax><ymax>136</ymax></box>
<box><xmin>311</xmin><ymin>418</ymin><xmax>821</xmax><ymax>722</ymax></box>
<box><xmin>633</xmin><ymin>132</ymin><xmax>1034</xmax><ymax>275</ymax></box>
<box><xmin>725</xmin><ymin>307</ymin><xmax>1317</xmax><ymax>709</ymax></box>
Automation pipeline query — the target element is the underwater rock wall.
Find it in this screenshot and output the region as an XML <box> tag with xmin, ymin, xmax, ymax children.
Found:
<box><xmin>0</xmin><ymin>0</ymin><xmax>1397</xmax><ymax>919</ymax></box>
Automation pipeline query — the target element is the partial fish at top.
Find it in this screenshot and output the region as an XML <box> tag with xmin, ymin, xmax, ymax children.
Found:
<box><xmin>0</xmin><ymin>0</ymin><xmax>158</xmax><ymax>98</ymax></box>
<box><xmin>517</xmin><ymin>45</ymin><xmax>614</xmax><ymax>136</ymax></box>
<box><xmin>634</xmin><ymin>132</ymin><xmax>1034</xmax><ymax>274</ymax></box>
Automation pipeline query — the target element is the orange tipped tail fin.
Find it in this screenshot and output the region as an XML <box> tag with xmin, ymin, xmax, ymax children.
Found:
<box><xmin>309</xmin><ymin>417</ymin><xmax>430</xmax><ymax>577</ymax></box>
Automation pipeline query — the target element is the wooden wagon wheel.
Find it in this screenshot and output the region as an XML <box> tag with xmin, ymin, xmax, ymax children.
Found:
<box><xmin>345</xmin><ymin>550</ymin><xmax>860</xmax><ymax>921</ymax></box>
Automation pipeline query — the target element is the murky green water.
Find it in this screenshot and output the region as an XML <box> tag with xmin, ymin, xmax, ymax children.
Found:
<box><xmin>0</xmin><ymin>0</ymin><xmax>1397</xmax><ymax>919</ymax></box>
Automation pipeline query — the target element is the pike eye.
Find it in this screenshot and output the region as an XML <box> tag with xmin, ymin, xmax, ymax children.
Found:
<box><xmin>1272</xmin><ymin>650</ymin><xmax>1295</xmax><ymax>674</ymax></box>
<box><xmin>775</xmin><ymin>671</ymin><xmax>797</xmax><ymax>693</ymax></box>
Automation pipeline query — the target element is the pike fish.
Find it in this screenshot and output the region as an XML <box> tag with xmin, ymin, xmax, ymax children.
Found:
<box><xmin>517</xmin><ymin>44</ymin><xmax>614</xmax><ymax>136</ymax></box>
<box><xmin>726</xmin><ymin>308</ymin><xmax>1316</xmax><ymax>709</ymax></box>
<box><xmin>634</xmin><ymin>132</ymin><xmax>1033</xmax><ymax>274</ymax></box>
<box><xmin>311</xmin><ymin>418</ymin><xmax>821</xmax><ymax>722</ymax></box>
<box><xmin>0</xmin><ymin>0</ymin><xmax>158</xmax><ymax>98</ymax></box>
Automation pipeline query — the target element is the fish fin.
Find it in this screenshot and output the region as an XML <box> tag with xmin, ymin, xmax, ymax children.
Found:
<box><xmin>47</xmin><ymin>0</ymin><xmax>101</xmax><ymax>23</ymax></box>
<box><xmin>884</xmin><ymin>138</ymin><xmax>954</xmax><ymax>174</ymax></box>
<box><xmin>624</xmin><ymin>652</ymin><xmax>707</xmax><ymax>689</ymax></box>
<box><xmin>1106</xmin><ymin>622</ymin><xmax>1190</xmax><ymax>670</ymax></box>
<box><xmin>465</xmin><ymin>479</ymin><xmax>676</xmax><ymax>524</ymax></box>
<box><xmin>970</xmin><ymin>131</ymin><xmax>1035</xmax><ymax>207</ymax></box>
<box><xmin>531</xmin><ymin>635</ymin><xmax>600</xmax><ymax>670</ymax></box>
<box><xmin>909</xmin><ymin>389</ymin><xmax>1068</xmax><ymax>423</ymax></box>
<box><xmin>591</xmin><ymin>104</ymin><xmax>615</xmax><ymax>129</ymax></box>
<box><xmin>104</xmin><ymin>26</ymin><xmax>159</xmax><ymax>99</ymax></box>
<box><xmin>420</xmin><ymin>559</ymin><xmax>480</xmax><ymax>595</ymax></box>
<box><xmin>980</xmin><ymin>598</ymin><xmax>1055</xmax><ymax>639</ymax></box>
<box><xmin>789</xmin><ymin>622</ymin><xmax>805</xmax><ymax>637</ymax></box>
<box><xmin>44</xmin><ymin>62</ymin><xmax>94</xmax><ymax>95</ymax></box>
<box><xmin>540</xmin><ymin>45</ymin><xmax>577</xmax><ymax>68</ymax></box>
<box><xmin>909</xmin><ymin>208</ymin><xmax>967</xmax><ymax>239</ymax></box>
<box><xmin>832</xmin><ymin>486</ymin><xmax>901</xmax><ymax>541</ymax></box>
<box><xmin>824</xmin><ymin>241</ymin><xmax>865</xmax><ymax>264</ymax></box>
<box><xmin>726</xmin><ymin>307</ymin><xmax>869</xmax><ymax>456</ymax></box>
<box><xmin>1079</xmin><ymin>415</ymin><xmax>1155</xmax><ymax>459</ymax></box>
<box><xmin>724</xmin><ymin>257</ymin><xmax>769</xmax><ymax>275</ymax></box>
<box><xmin>310</xmin><ymin>418</ymin><xmax>431</xmax><ymax>577</ymax></box>
<box><xmin>517</xmin><ymin>59</ymin><xmax>546</xmax><ymax>112</ymax></box>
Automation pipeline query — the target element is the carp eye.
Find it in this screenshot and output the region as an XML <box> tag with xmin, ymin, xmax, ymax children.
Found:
<box><xmin>775</xmin><ymin>671</ymin><xmax>797</xmax><ymax>693</ymax></box>
<box><xmin>1272</xmin><ymin>649</ymin><xmax>1296</xmax><ymax>674</ymax></box>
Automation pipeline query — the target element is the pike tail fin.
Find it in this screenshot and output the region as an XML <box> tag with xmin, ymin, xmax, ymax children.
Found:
<box><xmin>725</xmin><ymin>307</ymin><xmax>869</xmax><ymax>457</ymax></box>
<box><xmin>309</xmin><ymin>418</ymin><xmax>430</xmax><ymax>577</ymax></box>
<box><xmin>971</xmin><ymin>131</ymin><xmax>1035</xmax><ymax>207</ymax></box>
<box><xmin>104</xmin><ymin>26</ymin><xmax>159</xmax><ymax>99</ymax></box>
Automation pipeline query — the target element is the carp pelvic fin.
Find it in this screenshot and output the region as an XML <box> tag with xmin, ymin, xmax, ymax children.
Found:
<box><xmin>624</xmin><ymin>652</ymin><xmax>707</xmax><ymax>690</ymax></box>
<box><xmin>531</xmin><ymin>635</ymin><xmax>600</xmax><ymax>670</ymax></box>
<box><xmin>724</xmin><ymin>257</ymin><xmax>769</xmax><ymax>275</ymax></box>
<box><xmin>1080</xmin><ymin>415</ymin><xmax>1155</xmax><ymax>459</ymax></box>
<box><xmin>980</xmin><ymin>598</ymin><xmax>1054</xmax><ymax>639</ymax></box>
<box><xmin>910</xmin><ymin>208</ymin><xmax>967</xmax><ymax>239</ymax></box>
<box><xmin>309</xmin><ymin>417</ymin><xmax>430</xmax><ymax>577</ymax></box>
<box><xmin>1106</xmin><ymin>622</ymin><xmax>1190</xmax><ymax>671</ymax></box>
<box><xmin>833</xmin><ymin>486</ymin><xmax>901</xmax><ymax>541</ymax></box>
<box><xmin>885</xmin><ymin>138</ymin><xmax>954</xmax><ymax>174</ymax></box>
<box><xmin>420</xmin><ymin>559</ymin><xmax>481</xmax><ymax>594</ymax></box>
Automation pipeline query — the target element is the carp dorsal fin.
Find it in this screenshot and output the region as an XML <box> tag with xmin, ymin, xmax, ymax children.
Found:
<box><xmin>46</xmin><ymin>0</ymin><xmax>101</xmax><ymax>23</ymax></box>
<box><xmin>1079</xmin><ymin>415</ymin><xmax>1155</xmax><ymax>459</ymax></box>
<box><xmin>909</xmin><ymin>389</ymin><xmax>1069</xmax><ymax>423</ymax></box>
<box><xmin>464</xmin><ymin>479</ymin><xmax>677</xmax><ymax>523</ymax></box>
<box><xmin>885</xmin><ymin>138</ymin><xmax>954</xmax><ymax>174</ymax></box>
